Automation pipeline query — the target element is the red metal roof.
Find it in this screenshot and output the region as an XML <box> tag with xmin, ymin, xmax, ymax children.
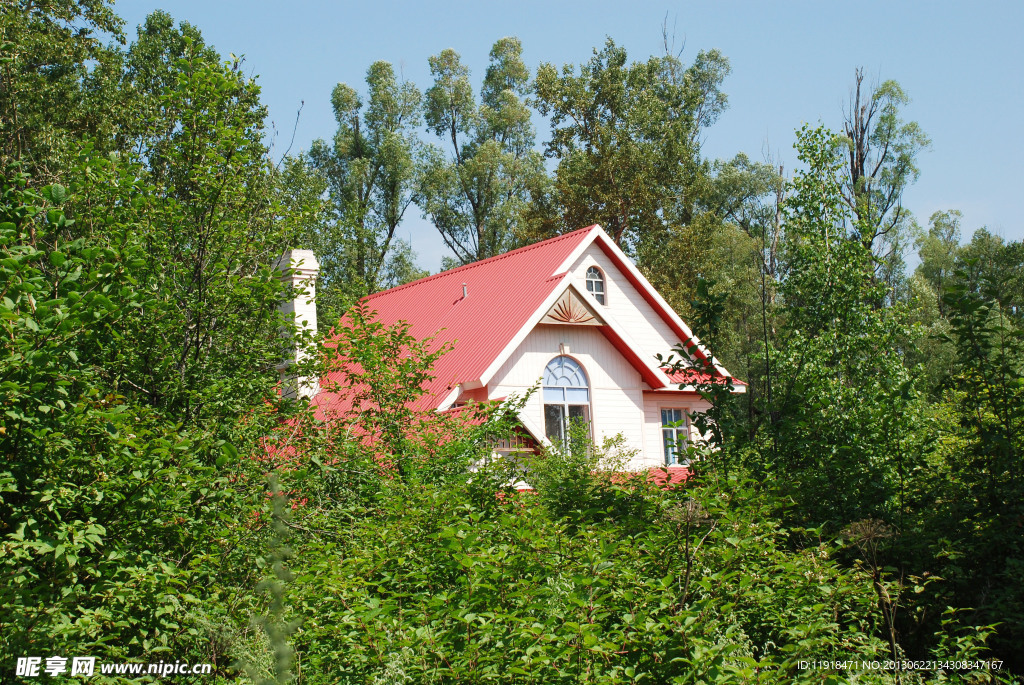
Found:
<box><xmin>313</xmin><ymin>227</ymin><xmax>596</xmax><ymax>416</ymax></box>
<box><xmin>605</xmin><ymin>466</ymin><xmax>694</xmax><ymax>488</ymax></box>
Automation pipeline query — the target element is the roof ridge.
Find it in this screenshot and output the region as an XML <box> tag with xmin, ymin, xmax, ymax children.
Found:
<box><xmin>362</xmin><ymin>225</ymin><xmax>599</xmax><ymax>302</ymax></box>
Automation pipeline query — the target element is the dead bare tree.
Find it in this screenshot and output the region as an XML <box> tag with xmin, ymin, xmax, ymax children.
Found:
<box><xmin>842</xmin><ymin>68</ymin><xmax>930</xmax><ymax>254</ymax></box>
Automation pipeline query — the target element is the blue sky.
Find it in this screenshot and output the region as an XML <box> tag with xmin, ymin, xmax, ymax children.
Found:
<box><xmin>117</xmin><ymin>1</ymin><xmax>1024</xmax><ymax>272</ymax></box>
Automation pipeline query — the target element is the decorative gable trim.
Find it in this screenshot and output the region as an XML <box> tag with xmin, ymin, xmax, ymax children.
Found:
<box><xmin>541</xmin><ymin>285</ymin><xmax>605</xmax><ymax>326</ymax></box>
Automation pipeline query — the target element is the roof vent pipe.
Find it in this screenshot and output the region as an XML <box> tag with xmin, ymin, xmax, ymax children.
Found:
<box><xmin>462</xmin><ymin>283</ymin><xmax>468</xmax><ymax>299</ymax></box>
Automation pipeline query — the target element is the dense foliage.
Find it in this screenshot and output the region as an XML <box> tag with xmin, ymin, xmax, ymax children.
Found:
<box><xmin>2</xmin><ymin>2</ymin><xmax>1021</xmax><ymax>682</ymax></box>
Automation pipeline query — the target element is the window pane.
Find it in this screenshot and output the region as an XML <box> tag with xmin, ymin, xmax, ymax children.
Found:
<box><xmin>543</xmin><ymin>356</ymin><xmax>587</xmax><ymax>387</ymax></box>
<box><xmin>566</xmin><ymin>387</ymin><xmax>589</xmax><ymax>403</ymax></box>
<box><xmin>568</xmin><ymin>404</ymin><xmax>588</xmax><ymax>422</ymax></box>
<box><xmin>663</xmin><ymin>428</ymin><xmax>676</xmax><ymax>464</ymax></box>
<box><xmin>545</xmin><ymin>404</ymin><xmax>565</xmax><ymax>441</ymax></box>
<box><xmin>543</xmin><ymin>387</ymin><xmax>565</xmax><ymax>403</ymax></box>
<box><xmin>662</xmin><ymin>408</ymin><xmax>684</xmax><ymax>425</ymax></box>
<box><xmin>586</xmin><ymin>267</ymin><xmax>605</xmax><ymax>305</ymax></box>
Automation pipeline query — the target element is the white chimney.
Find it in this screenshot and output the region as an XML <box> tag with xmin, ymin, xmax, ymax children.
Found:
<box><xmin>274</xmin><ymin>249</ymin><xmax>320</xmax><ymax>399</ymax></box>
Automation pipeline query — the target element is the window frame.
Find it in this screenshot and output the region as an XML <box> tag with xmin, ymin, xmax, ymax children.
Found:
<box><xmin>585</xmin><ymin>265</ymin><xmax>606</xmax><ymax>305</ymax></box>
<box><xmin>660</xmin><ymin>407</ymin><xmax>691</xmax><ymax>466</ymax></box>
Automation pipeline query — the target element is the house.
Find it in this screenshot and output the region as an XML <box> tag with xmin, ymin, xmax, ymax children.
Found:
<box><xmin>277</xmin><ymin>225</ymin><xmax>743</xmax><ymax>472</ymax></box>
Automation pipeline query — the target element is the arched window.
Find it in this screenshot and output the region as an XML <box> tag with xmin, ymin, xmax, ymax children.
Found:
<box><xmin>585</xmin><ymin>266</ymin><xmax>605</xmax><ymax>304</ymax></box>
<box><xmin>543</xmin><ymin>356</ymin><xmax>591</xmax><ymax>443</ymax></box>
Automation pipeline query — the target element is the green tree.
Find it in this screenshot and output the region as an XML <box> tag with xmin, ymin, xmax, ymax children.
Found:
<box><xmin>0</xmin><ymin>3</ymin><xmax>303</xmax><ymax>675</ymax></box>
<box><xmin>534</xmin><ymin>38</ymin><xmax>728</xmax><ymax>258</ymax></box>
<box><xmin>302</xmin><ymin>61</ymin><xmax>426</xmax><ymax>309</ymax></box>
<box><xmin>0</xmin><ymin>162</ymin><xmax>277</xmax><ymax>677</ymax></box>
<box><xmin>0</xmin><ymin>0</ymin><xmax>125</xmax><ymax>180</ymax></box>
<box><xmin>1</xmin><ymin>11</ymin><xmax>314</xmax><ymax>674</ymax></box>
<box><xmin>118</xmin><ymin>11</ymin><xmax>220</xmax><ymax>150</ymax></box>
<box><xmin>954</xmin><ymin>228</ymin><xmax>1024</xmax><ymax>316</ymax></box>
<box><xmin>317</xmin><ymin>302</ymin><xmax>451</xmax><ymax>481</ymax></box>
<box><xmin>915</xmin><ymin>209</ymin><xmax>962</xmax><ymax>308</ymax></box>
<box><xmin>767</xmin><ymin>125</ymin><xmax>927</xmax><ymax>529</ymax></box>
<box><xmin>101</xmin><ymin>21</ymin><xmax>300</xmax><ymax>431</ymax></box>
<box><xmin>933</xmin><ymin>262</ymin><xmax>1024</xmax><ymax>666</ymax></box>
<box><xmin>911</xmin><ymin>215</ymin><xmax>1024</xmax><ymax>390</ymax></box>
<box><xmin>418</xmin><ymin>37</ymin><xmax>547</xmax><ymax>265</ymax></box>
<box><xmin>650</xmin><ymin>153</ymin><xmax>783</xmax><ymax>435</ymax></box>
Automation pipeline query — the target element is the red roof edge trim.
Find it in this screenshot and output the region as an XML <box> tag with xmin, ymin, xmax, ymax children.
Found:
<box><xmin>662</xmin><ymin>369</ymin><xmax>748</xmax><ymax>386</ymax></box>
<box><xmin>595</xmin><ymin>240</ymin><xmax>706</xmax><ymax>362</ymax></box>
<box><xmin>646</xmin><ymin>466</ymin><xmax>694</xmax><ymax>486</ymax></box>
<box><xmin>599</xmin><ymin>326</ymin><xmax>666</xmax><ymax>388</ymax></box>
<box><xmin>604</xmin><ymin>466</ymin><xmax>695</xmax><ymax>488</ymax></box>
